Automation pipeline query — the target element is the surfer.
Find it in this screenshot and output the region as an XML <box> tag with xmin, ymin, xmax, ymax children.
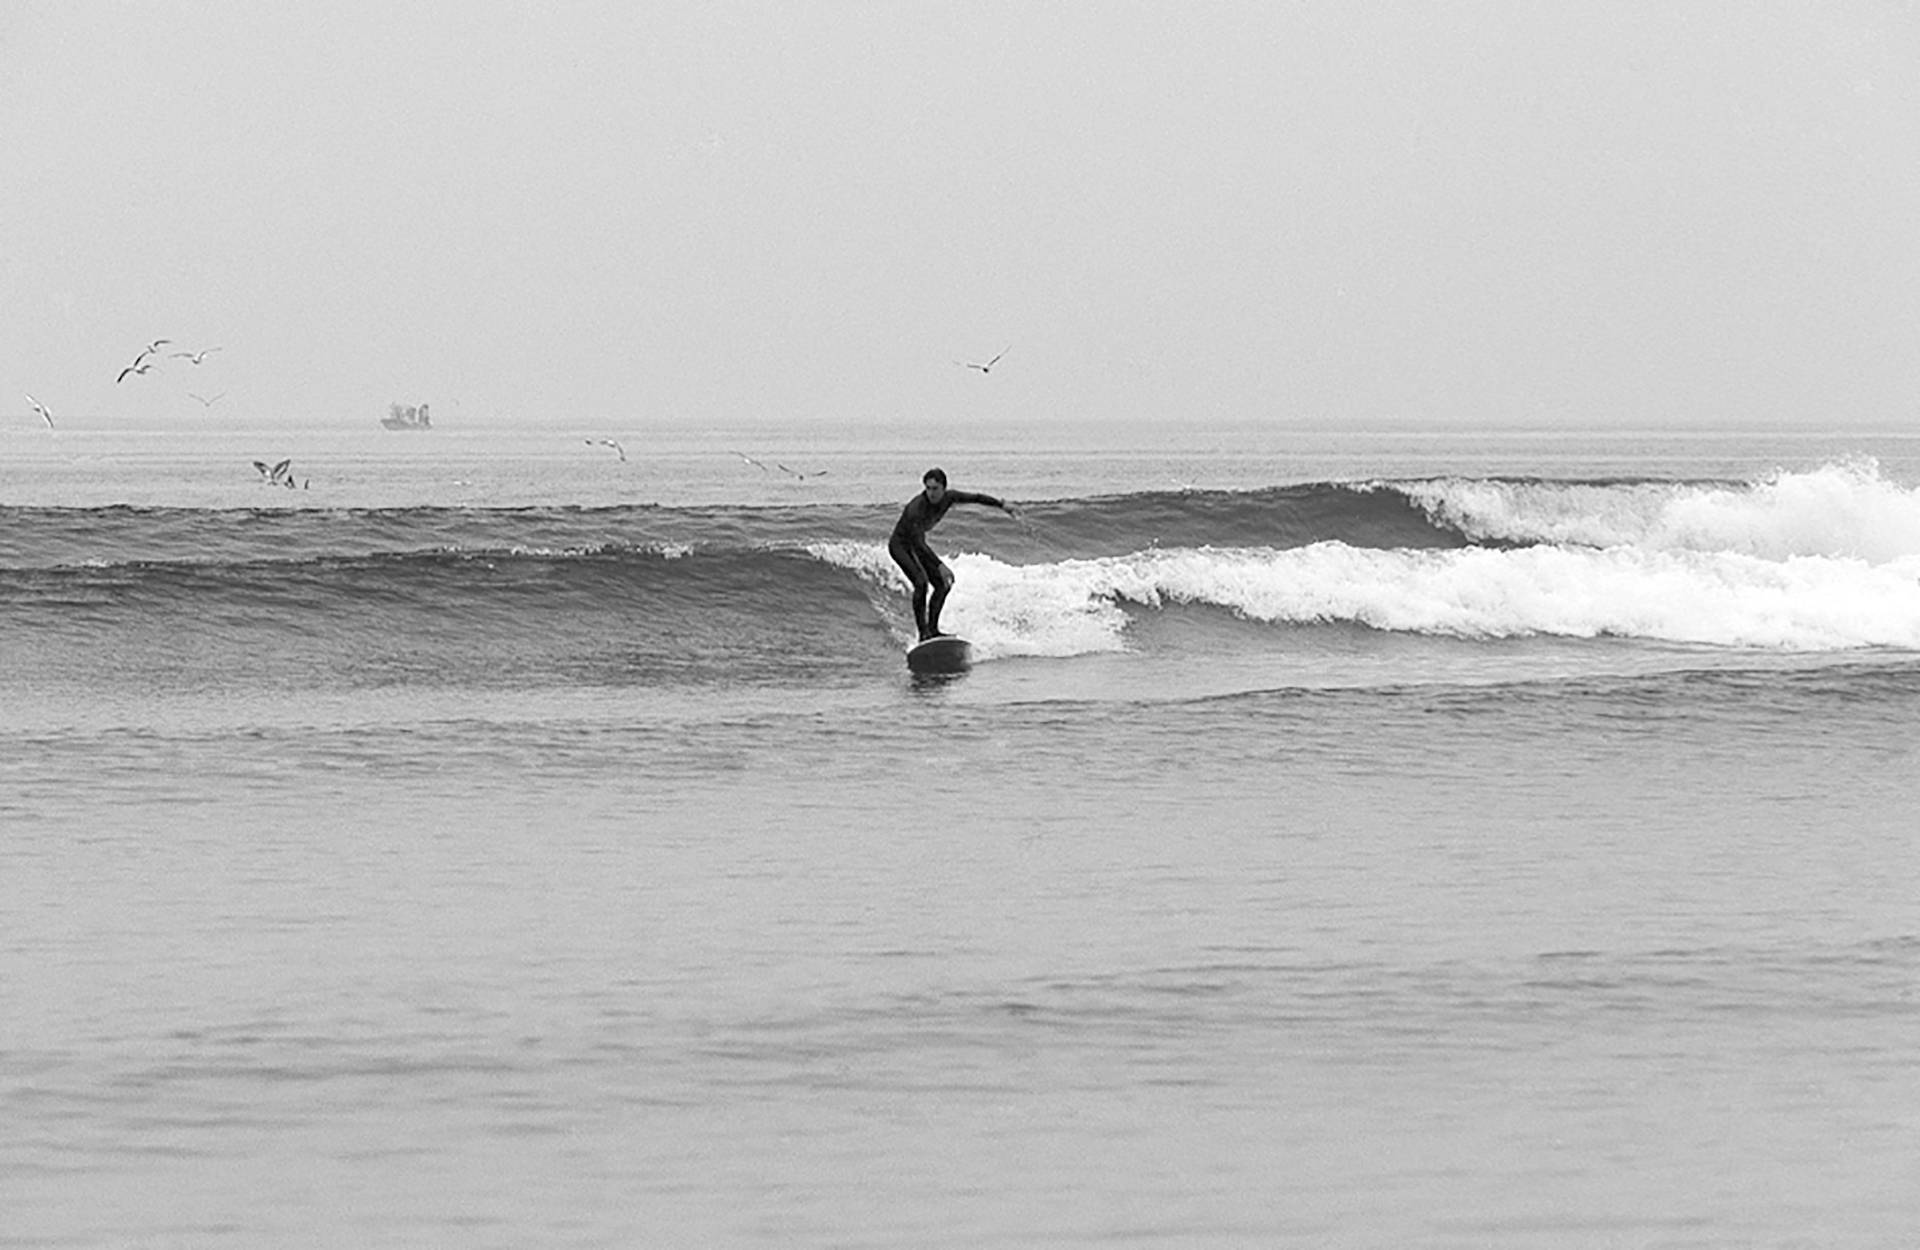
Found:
<box><xmin>890</xmin><ymin>467</ymin><xmax>1017</xmax><ymax>641</ymax></box>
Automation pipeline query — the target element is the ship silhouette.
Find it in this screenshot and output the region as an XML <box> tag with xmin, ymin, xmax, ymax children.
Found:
<box><xmin>382</xmin><ymin>402</ymin><xmax>432</xmax><ymax>431</ymax></box>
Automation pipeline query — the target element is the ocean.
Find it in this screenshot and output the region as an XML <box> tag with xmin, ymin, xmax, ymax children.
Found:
<box><xmin>3</xmin><ymin>422</ymin><xmax>1917</xmax><ymax>1247</ymax></box>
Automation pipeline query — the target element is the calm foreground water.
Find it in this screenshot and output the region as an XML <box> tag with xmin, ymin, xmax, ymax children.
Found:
<box><xmin>3</xmin><ymin>422</ymin><xmax>1917</xmax><ymax>1247</ymax></box>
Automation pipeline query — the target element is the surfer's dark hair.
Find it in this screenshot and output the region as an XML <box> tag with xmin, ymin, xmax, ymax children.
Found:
<box><xmin>923</xmin><ymin>467</ymin><xmax>948</xmax><ymax>486</ymax></box>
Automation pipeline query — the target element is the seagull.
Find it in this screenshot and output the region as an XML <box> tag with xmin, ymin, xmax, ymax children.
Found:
<box><xmin>131</xmin><ymin>339</ymin><xmax>172</xmax><ymax>367</ymax></box>
<box><xmin>253</xmin><ymin>458</ymin><xmax>294</xmax><ymax>487</ymax></box>
<box><xmin>25</xmin><ymin>393</ymin><xmax>53</xmax><ymax>429</ymax></box>
<box><xmin>116</xmin><ymin>360</ymin><xmax>156</xmax><ymax>384</ymax></box>
<box><xmin>171</xmin><ymin>346</ymin><xmax>222</xmax><ymax>365</ymax></box>
<box><xmin>776</xmin><ymin>462</ymin><xmax>828</xmax><ymax>480</ymax></box>
<box><xmin>586</xmin><ymin>438</ymin><xmax>626</xmax><ymax>461</ymax></box>
<box><xmin>730</xmin><ymin>450</ymin><xmax>772</xmax><ymax>472</ymax></box>
<box><xmin>956</xmin><ymin>347</ymin><xmax>1009</xmax><ymax>374</ymax></box>
<box><xmin>188</xmin><ymin>392</ymin><xmax>226</xmax><ymax>408</ymax></box>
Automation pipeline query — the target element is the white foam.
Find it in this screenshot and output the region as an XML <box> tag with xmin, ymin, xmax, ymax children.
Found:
<box><xmin>815</xmin><ymin>528</ymin><xmax>1920</xmax><ymax>654</ymax></box>
<box><xmin>1404</xmin><ymin>460</ymin><xmax>1920</xmax><ymax>562</ymax></box>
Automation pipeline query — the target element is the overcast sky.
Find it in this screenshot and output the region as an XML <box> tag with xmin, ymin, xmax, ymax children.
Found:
<box><xmin>4</xmin><ymin>1</ymin><xmax>1917</xmax><ymax>432</ymax></box>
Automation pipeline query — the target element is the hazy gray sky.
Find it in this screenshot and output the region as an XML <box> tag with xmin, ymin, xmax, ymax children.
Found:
<box><xmin>4</xmin><ymin>1</ymin><xmax>1917</xmax><ymax>430</ymax></box>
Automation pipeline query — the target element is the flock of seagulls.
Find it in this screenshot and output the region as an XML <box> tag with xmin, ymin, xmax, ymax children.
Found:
<box><xmin>730</xmin><ymin>450</ymin><xmax>828</xmax><ymax>480</ymax></box>
<box><xmin>14</xmin><ymin>338</ymin><xmax>219</xmax><ymax>432</ymax></box>
<box><xmin>21</xmin><ymin>334</ymin><xmax>292</xmax><ymax>491</ymax></box>
<box><xmin>583</xmin><ymin>444</ymin><xmax>829</xmax><ymax>479</ymax></box>
<box><xmin>588</xmin><ymin>345</ymin><xmax>1012</xmax><ymax>481</ymax></box>
<box><xmin>112</xmin><ymin>338</ymin><xmax>222</xmax><ymax>391</ymax></box>
<box><xmin>20</xmin><ymin>340</ymin><xmax>1014</xmax><ymax>498</ymax></box>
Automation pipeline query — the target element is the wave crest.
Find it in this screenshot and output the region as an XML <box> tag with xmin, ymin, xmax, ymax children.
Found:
<box><xmin>1404</xmin><ymin>460</ymin><xmax>1920</xmax><ymax>561</ymax></box>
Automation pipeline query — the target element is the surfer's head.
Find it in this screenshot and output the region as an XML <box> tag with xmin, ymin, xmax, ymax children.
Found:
<box><xmin>922</xmin><ymin>467</ymin><xmax>947</xmax><ymax>502</ymax></box>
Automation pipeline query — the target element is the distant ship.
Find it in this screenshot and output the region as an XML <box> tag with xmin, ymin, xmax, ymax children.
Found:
<box><xmin>383</xmin><ymin>402</ymin><xmax>432</xmax><ymax>431</ymax></box>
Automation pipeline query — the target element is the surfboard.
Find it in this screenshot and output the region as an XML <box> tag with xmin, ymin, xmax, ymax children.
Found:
<box><xmin>906</xmin><ymin>634</ymin><xmax>972</xmax><ymax>674</ymax></box>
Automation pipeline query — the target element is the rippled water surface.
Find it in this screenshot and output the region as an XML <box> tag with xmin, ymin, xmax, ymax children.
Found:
<box><xmin>5</xmin><ymin>427</ymin><xmax>1919</xmax><ymax>1246</ymax></box>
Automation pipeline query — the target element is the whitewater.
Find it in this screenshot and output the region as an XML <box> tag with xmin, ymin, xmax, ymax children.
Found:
<box><xmin>3</xmin><ymin>424</ymin><xmax>1918</xmax><ymax>1247</ymax></box>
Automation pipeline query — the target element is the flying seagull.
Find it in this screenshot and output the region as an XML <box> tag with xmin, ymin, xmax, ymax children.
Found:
<box><xmin>171</xmin><ymin>346</ymin><xmax>222</xmax><ymax>364</ymax></box>
<box><xmin>776</xmin><ymin>462</ymin><xmax>828</xmax><ymax>480</ymax></box>
<box><xmin>188</xmin><ymin>392</ymin><xmax>226</xmax><ymax>408</ymax></box>
<box><xmin>253</xmin><ymin>458</ymin><xmax>295</xmax><ymax>487</ymax></box>
<box><xmin>730</xmin><ymin>450</ymin><xmax>772</xmax><ymax>472</ymax></box>
<box><xmin>25</xmin><ymin>393</ymin><xmax>53</xmax><ymax>429</ymax></box>
<box><xmin>115</xmin><ymin>338</ymin><xmax>174</xmax><ymax>382</ymax></box>
<box><xmin>956</xmin><ymin>348</ymin><xmax>1009</xmax><ymax>374</ymax></box>
<box><xmin>586</xmin><ymin>438</ymin><xmax>626</xmax><ymax>462</ymax></box>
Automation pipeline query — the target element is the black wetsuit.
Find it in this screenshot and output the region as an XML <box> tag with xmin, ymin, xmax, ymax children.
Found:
<box><xmin>889</xmin><ymin>489</ymin><xmax>1004</xmax><ymax>640</ymax></box>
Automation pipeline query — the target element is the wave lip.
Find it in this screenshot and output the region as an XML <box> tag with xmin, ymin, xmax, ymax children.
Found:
<box><xmin>1402</xmin><ymin>459</ymin><xmax>1920</xmax><ymax>562</ymax></box>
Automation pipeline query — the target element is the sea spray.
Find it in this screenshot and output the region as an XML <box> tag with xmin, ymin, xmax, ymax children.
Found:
<box><xmin>1401</xmin><ymin>459</ymin><xmax>1920</xmax><ymax>561</ymax></box>
<box><xmin>908</xmin><ymin>543</ymin><xmax>1920</xmax><ymax>652</ymax></box>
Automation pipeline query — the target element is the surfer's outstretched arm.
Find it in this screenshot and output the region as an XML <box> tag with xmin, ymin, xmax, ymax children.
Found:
<box><xmin>944</xmin><ymin>489</ymin><xmax>1014</xmax><ymax>515</ymax></box>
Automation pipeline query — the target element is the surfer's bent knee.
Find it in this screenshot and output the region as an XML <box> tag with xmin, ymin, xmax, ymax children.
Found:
<box><xmin>892</xmin><ymin>536</ymin><xmax>951</xmax><ymax>591</ymax></box>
